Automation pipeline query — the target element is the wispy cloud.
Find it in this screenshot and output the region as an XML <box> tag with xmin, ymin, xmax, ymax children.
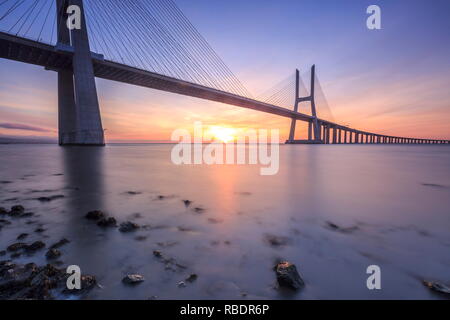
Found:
<box><xmin>0</xmin><ymin>122</ymin><xmax>52</xmax><ymax>132</ymax></box>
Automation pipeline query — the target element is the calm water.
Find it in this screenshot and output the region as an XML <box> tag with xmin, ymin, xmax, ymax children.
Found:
<box><xmin>0</xmin><ymin>144</ymin><xmax>449</xmax><ymax>299</ymax></box>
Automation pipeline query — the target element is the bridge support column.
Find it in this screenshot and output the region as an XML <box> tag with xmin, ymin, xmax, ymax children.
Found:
<box><xmin>57</xmin><ymin>0</ymin><xmax>104</xmax><ymax>145</ymax></box>
<box><xmin>332</xmin><ymin>127</ymin><xmax>337</xmax><ymax>144</ymax></box>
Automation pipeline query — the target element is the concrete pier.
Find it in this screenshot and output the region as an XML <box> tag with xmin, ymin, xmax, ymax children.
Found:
<box><xmin>57</xmin><ymin>0</ymin><xmax>104</xmax><ymax>145</ymax></box>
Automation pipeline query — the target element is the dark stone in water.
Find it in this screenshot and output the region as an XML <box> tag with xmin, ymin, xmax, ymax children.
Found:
<box><xmin>97</xmin><ymin>217</ymin><xmax>117</xmax><ymax>227</ymax></box>
<box><xmin>423</xmin><ymin>281</ymin><xmax>450</xmax><ymax>295</ymax></box>
<box><xmin>0</xmin><ymin>219</ymin><xmax>11</xmax><ymax>225</ymax></box>
<box><xmin>325</xmin><ymin>221</ymin><xmax>359</xmax><ymax>234</ymax></box>
<box><xmin>119</xmin><ymin>221</ymin><xmax>140</xmax><ymax>232</ymax></box>
<box><xmin>182</xmin><ymin>200</ymin><xmax>192</xmax><ymax>207</ymax></box>
<box><xmin>7</xmin><ymin>243</ymin><xmax>27</xmax><ymax>252</ymax></box>
<box><xmin>263</xmin><ymin>234</ymin><xmax>291</xmax><ymax>247</ymax></box>
<box><xmin>50</xmin><ymin>238</ymin><xmax>70</xmax><ymax>249</ymax></box>
<box><xmin>0</xmin><ymin>261</ymin><xmax>97</xmax><ymax>299</ymax></box>
<box><xmin>274</xmin><ymin>261</ymin><xmax>304</xmax><ymax>290</ymax></box>
<box><xmin>45</xmin><ymin>249</ymin><xmax>61</xmax><ymax>260</ymax></box>
<box><xmin>193</xmin><ymin>207</ymin><xmax>205</xmax><ymax>214</ymax></box>
<box><xmin>26</xmin><ymin>241</ymin><xmax>46</xmax><ymax>252</ymax></box>
<box><xmin>0</xmin><ymin>207</ymin><xmax>7</xmax><ymax>215</ymax></box>
<box><xmin>122</xmin><ymin>274</ymin><xmax>145</xmax><ymax>285</ymax></box>
<box><xmin>9</xmin><ymin>205</ymin><xmax>25</xmax><ymax>216</ymax></box>
<box><xmin>126</xmin><ymin>191</ymin><xmax>142</xmax><ymax>195</ymax></box>
<box><xmin>185</xmin><ymin>274</ymin><xmax>198</xmax><ymax>283</ymax></box>
<box><xmin>20</xmin><ymin>212</ymin><xmax>34</xmax><ymax>218</ymax></box>
<box><xmin>0</xmin><ymin>251</ymin><xmax>5</xmax><ymax>256</ymax></box>
<box><xmin>34</xmin><ymin>227</ymin><xmax>45</xmax><ymax>233</ymax></box>
<box><xmin>35</xmin><ymin>195</ymin><xmax>65</xmax><ymax>202</ymax></box>
<box><xmin>17</xmin><ymin>233</ymin><xmax>29</xmax><ymax>240</ymax></box>
<box><xmin>85</xmin><ymin>210</ymin><xmax>105</xmax><ymax>220</ymax></box>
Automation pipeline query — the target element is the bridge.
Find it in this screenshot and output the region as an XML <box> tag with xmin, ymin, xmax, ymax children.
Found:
<box><xmin>0</xmin><ymin>0</ymin><xmax>448</xmax><ymax>145</ymax></box>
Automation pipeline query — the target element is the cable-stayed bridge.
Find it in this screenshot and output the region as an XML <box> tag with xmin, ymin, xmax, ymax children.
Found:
<box><xmin>0</xmin><ymin>0</ymin><xmax>448</xmax><ymax>145</ymax></box>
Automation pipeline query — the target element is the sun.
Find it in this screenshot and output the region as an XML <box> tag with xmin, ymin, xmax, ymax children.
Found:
<box><xmin>207</xmin><ymin>126</ymin><xmax>236</xmax><ymax>143</ymax></box>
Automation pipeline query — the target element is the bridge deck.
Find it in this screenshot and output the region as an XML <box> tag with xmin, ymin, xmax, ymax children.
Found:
<box><xmin>1</xmin><ymin>32</ymin><xmax>448</xmax><ymax>144</ymax></box>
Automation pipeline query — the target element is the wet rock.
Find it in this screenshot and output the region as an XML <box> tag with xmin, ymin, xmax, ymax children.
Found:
<box><xmin>177</xmin><ymin>281</ymin><xmax>186</xmax><ymax>288</ymax></box>
<box><xmin>0</xmin><ymin>219</ymin><xmax>11</xmax><ymax>225</ymax></box>
<box><xmin>50</xmin><ymin>238</ymin><xmax>70</xmax><ymax>249</ymax></box>
<box><xmin>0</xmin><ymin>251</ymin><xmax>6</xmax><ymax>256</ymax></box>
<box><xmin>85</xmin><ymin>210</ymin><xmax>105</xmax><ymax>220</ymax></box>
<box><xmin>193</xmin><ymin>207</ymin><xmax>205</xmax><ymax>214</ymax></box>
<box><xmin>35</xmin><ymin>195</ymin><xmax>64</xmax><ymax>202</ymax></box>
<box><xmin>134</xmin><ymin>235</ymin><xmax>147</xmax><ymax>241</ymax></box>
<box><xmin>157</xmin><ymin>195</ymin><xmax>165</xmax><ymax>200</ymax></box>
<box><xmin>26</xmin><ymin>241</ymin><xmax>46</xmax><ymax>252</ymax></box>
<box><xmin>7</xmin><ymin>243</ymin><xmax>27</xmax><ymax>252</ymax></box>
<box><xmin>274</xmin><ymin>261</ymin><xmax>304</xmax><ymax>290</ymax></box>
<box><xmin>423</xmin><ymin>281</ymin><xmax>450</xmax><ymax>295</ymax></box>
<box><xmin>0</xmin><ymin>207</ymin><xmax>7</xmax><ymax>215</ymax></box>
<box><xmin>182</xmin><ymin>200</ymin><xmax>192</xmax><ymax>207</ymax></box>
<box><xmin>185</xmin><ymin>274</ymin><xmax>198</xmax><ymax>283</ymax></box>
<box><xmin>34</xmin><ymin>227</ymin><xmax>45</xmax><ymax>233</ymax></box>
<box><xmin>45</xmin><ymin>249</ymin><xmax>61</xmax><ymax>260</ymax></box>
<box><xmin>8</xmin><ymin>205</ymin><xmax>25</xmax><ymax>216</ymax></box>
<box><xmin>0</xmin><ymin>181</ymin><xmax>12</xmax><ymax>184</ymax></box>
<box><xmin>20</xmin><ymin>212</ymin><xmax>34</xmax><ymax>218</ymax></box>
<box><xmin>119</xmin><ymin>221</ymin><xmax>140</xmax><ymax>232</ymax></box>
<box><xmin>10</xmin><ymin>253</ymin><xmax>21</xmax><ymax>259</ymax></box>
<box><xmin>153</xmin><ymin>250</ymin><xmax>162</xmax><ymax>258</ymax></box>
<box><xmin>97</xmin><ymin>217</ymin><xmax>117</xmax><ymax>227</ymax></box>
<box><xmin>263</xmin><ymin>234</ymin><xmax>291</xmax><ymax>247</ymax></box>
<box><xmin>325</xmin><ymin>221</ymin><xmax>359</xmax><ymax>234</ymax></box>
<box><xmin>207</xmin><ymin>218</ymin><xmax>223</xmax><ymax>224</ymax></box>
<box><xmin>17</xmin><ymin>233</ymin><xmax>29</xmax><ymax>240</ymax></box>
<box><xmin>125</xmin><ymin>191</ymin><xmax>142</xmax><ymax>195</ymax></box>
<box><xmin>157</xmin><ymin>241</ymin><xmax>178</xmax><ymax>248</ymax></box>
<box><xmin>122</xmin><ymin>274</ymin><xmax>145</xmax><ymax>285</ymax></box>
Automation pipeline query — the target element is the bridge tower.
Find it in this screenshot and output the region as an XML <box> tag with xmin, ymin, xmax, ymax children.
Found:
<box><xmin>286</xmin><ymin>65</ymin><xmax>321</xmax><ymax>144</ymax></box>
<box><xmin>56</xmin><ymin>0</ymin><xmax>104</xmax><ymax>145</ymax></box>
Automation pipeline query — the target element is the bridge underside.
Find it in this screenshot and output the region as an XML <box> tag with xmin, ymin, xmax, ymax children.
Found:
<box><xmin>1</xmin><ymin>32</ymin><xmax>449</xmax><ymax>145</ymax></box>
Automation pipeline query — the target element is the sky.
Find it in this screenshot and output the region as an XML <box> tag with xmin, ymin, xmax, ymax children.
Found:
<box><xmin>0</xmin><ymin>0</ymin><xmax>449</xmax><ymax>142</ymax></box>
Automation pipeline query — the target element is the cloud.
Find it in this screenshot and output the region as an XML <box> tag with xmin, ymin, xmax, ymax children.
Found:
<box><xmin>0</xmin><ymin>122</ymin><xmax>52</xmax><ymax>132</ymax></box>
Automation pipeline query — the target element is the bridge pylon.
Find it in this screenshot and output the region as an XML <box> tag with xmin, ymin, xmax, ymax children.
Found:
<box><xmin>56</xmin><ymin>0</ymin><xmax>104</xmax><ymax>146</ymax></box>
<box><xmin>286</xmin><ymin>65</ymin><xmax>322</xmax><ymax>144</ymax></box>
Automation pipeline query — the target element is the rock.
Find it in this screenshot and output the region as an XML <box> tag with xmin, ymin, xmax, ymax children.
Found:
<box><xmin>134</xmin><ymin>235</ymin><xmax>147</xmax><ymax>241</ymax></box>
<box><xmin>0</xmin><ymin>208</ymin><xmax>7</xmax><ymax>215</ymax></box>
<box><xmin>0</xmin><ymin>251</ymin><xmax>6</xmax><ymax>256</ymax></box>
<box><xmin>20</xmin><ymin>212</ymin><xmax>34</xmax><ymax>218</ymax></box>
<box><xmin>97</xmin><ymin>217</ymin><xmax>117</xmax><ymax>227</ymax></box>
<box><xmin>49</xmin><ymin>238</ymin><xmax>70</xmax><ymax>249</ymax></box>
<box><xmin>85</xmin><ymin>210</ymin><xmax>105</xmax><ymax>220</ymax></box>
<box><xmin>119</xmin><ymin>221</ymin><xmax>140</xmax><ymax>232</ymax></box>
<box><xmin>153</xmin><ymin>250</ymin><xmax>162</xmax><ymax>258</ymax></box>
<box><xmin>325</xmin><ymin>221</ymin><xmax>359</xmax><ymax>234</ymax></box>
<box><xmin>26</xmin><ymin>241</ymin><xmax>46</xmax><ymax>252</ymax></box>
<box><xmin>157</xmin><ymin>195</ymin><xmax>165</xmax><ymax>200</ymax></box>
<box><xmin>274</xmin><ymin>261</ymin><xmax>304</xmax><ymax>290</ymax></box>
<box><xmin>34</xmin><ymin>227</ymin><xmax>45</xmax><ymax>233</ymax></box>
<box><xmin>45</xmin><ymin>249</ymin><xmax>61</xmax><ymax>260</ymax></box>
<box><xmin>17</xmin><ymin>233</ymin><xmax>29</xmax><ymax>240</ymax></box>
<box><xmin>423</xmin><ymin>281</ymin><xmax>450</xmax><ymax>295</ymax></box>
<box><xmin>182</xmin><ymin>200</ymin><xmax>192</xmax><ymax>207</ymax></box>
<box><xmin>193</xmin><ymin>207</ymin><xmax>205</xmax><ymax>214</ymax></box>
<box><xmin>7</xmin><ymin>243</ymin><xmax>27</xmax><ymax>252</ymax></box>
<box><xmin>8</xmin><ymin>205</ymin><xmax>25</xmax><ymax>217</ymax></box>
<box><xmin>185</xmin><ymin>274</ymin><xmax>198</xmax><ymax>283</ymax></box>
<box><xmin>122</xmin><ymin>274</ymin><xmax>145</xmax><ymax>285</ymax></box>
<box><xmin>263</xmin><ymin>234</ymin><xmax>291</xmax><ymax>247</ymax></box>
<box><xmin>126</xmin><ymin>191</ymin><xmax>141</xmax><ymax>195</ymax></box>
<box><xmin>0</xmin><ymin>219</ymin><xmax>11</xmax><ymax>225</ymax></box>
<box><xmin>177</xmin><ymin>281</ymin><xmax>186</xmax><ymax>288</ymax></box>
